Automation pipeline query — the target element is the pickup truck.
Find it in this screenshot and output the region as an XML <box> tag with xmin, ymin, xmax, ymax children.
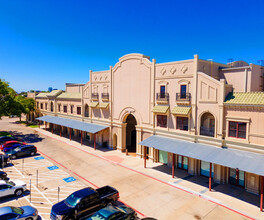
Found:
<box><xmin>50</xmin><ymin>186</ymin><xmax>119</xmax><ymax>220</ymax></box>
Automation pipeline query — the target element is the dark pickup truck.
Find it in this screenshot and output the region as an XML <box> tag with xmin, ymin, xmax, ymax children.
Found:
<box><xmin>50</xmin><ymin>186</ymin><xmax>119</xmax><ymax>220</ymax></box>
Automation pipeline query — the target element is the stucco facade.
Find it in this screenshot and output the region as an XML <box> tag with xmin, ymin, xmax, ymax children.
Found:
<box><xmin>33</xmin><ymin>53</ymin><xmax>264</xmax><ymax>197</ymax></box>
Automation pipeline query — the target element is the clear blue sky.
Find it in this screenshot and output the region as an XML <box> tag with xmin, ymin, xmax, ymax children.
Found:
<box><xmin>0</xmin><ymin>0</ymin><xmax>263</xmax><ymax>92</ymax></box>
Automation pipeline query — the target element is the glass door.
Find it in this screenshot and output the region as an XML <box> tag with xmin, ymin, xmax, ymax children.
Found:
<box><xmin>201</xmin><ymin>161</ymin><xmax>214</xmax><ymax>177</ymax></box>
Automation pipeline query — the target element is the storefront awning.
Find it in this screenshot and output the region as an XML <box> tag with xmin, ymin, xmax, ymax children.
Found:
<box><xmin>171</xmin><ymin>106</ymin><xmax>191</xmax><ymax>115</ymax></box>
<box><xmin>90</xmin><ymin>102</ymin><xmax>99</xmax><ymax>108</ymax></box>
<box><xmin>152</xmin><ymin>105</ymin><xmax>169</xmax><ymax>114</ymax></box>
<box><xmin>139</xmin><ymin>135</ymin><xmax>264</xmax><ymax>176</ymax></box>
<box><xmin>98</xmin><ymin>103</ymin><xmax>109</xmax><ymax>109</ymax></box>
<box><xmin>36</xmin><ymin>115</ymin><xmax>108</xmax><ymax>134</ymax></box>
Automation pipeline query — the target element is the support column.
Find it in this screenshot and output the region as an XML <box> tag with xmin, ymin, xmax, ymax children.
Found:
<box><xmin>69</xmin><ymin>128</ymin><xmax>72</xmax><ymax>140</ymax></box>
<box><xmin>51</xmin><ymin>124</ymin><xmax>53</xmax><ymax>134</ymax></box>
<box><xmin>236</xmin><ymin>168</ymin><xmax>239</xmax><ymax>185</ymax></box>
<box><xmin>144</xmin><ymin>146</ymin><xmax>146</xmax><ymax>168</ymax></box>
<box><xmin>94</xmin><ymin>133</ymin><xmax>97</xmax><ymax>150</ymax></box>
<box><xmin>81</xmin><ymin>131</ymin><xmax>83</xmax><ymax>145</ymax></box>
<box><xmin>60</xmin><ymin>126</ymin><xmax>62</xmax><ymax>137</ymax></box>
<box><xmin>209</xmin><ymin>162</ymin><xmax>212</xmax><ymax>191</ymax></box>
<box><xmin>261</xmin><ymin>176</ymin><xmax>263</xmax><ymax>212</ymax></box>
<box><xmin>38</xmin><ymin>121</ymin><xmax>40</xmax><ymax>128</ymax></box>
<box><xmin>172</xmin><ymin>153</ymin><xmax>175</xmax><ymax>178</ymax></box>
<box><xmin>45</xmin><ymin>122</ymin><xmax>47</xmax><ymax>130</ymax></box>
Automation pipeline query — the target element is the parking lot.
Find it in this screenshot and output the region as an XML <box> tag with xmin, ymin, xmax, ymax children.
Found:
<box><xmin>1</xmin><ymin>154</ymin><xmax>92</xmax><ymax>220</ymax></box>
<box><xmin>1</xmin><ymin>117</ymin><xmax>262</xmax><ymax>220</ymax></box>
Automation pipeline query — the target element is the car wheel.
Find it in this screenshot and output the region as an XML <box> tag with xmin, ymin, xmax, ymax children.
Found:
<box><xmin>12</xmin><ymin>155</ymin><xmax>16</xmax><ymax>159</ymax></box>
<box><xmin>15</xmin><ymin>189</ymin><xmax>23</xmax><ymax>196</ymax></box>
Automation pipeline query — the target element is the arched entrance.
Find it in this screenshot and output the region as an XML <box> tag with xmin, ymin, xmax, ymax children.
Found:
<box><xmin>125</xmin><ymin>114</ymin><xmax>137</xmax><ymax>153</ymax></box>
<box><xmin>200</xmin><ymin>112</ymin><xmax>215</xmax><ymax>137</ymax></box>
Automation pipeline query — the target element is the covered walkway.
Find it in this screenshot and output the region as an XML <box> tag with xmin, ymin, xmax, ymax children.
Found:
<box><xmin>36</xmin><ymin>115</ymin><xmax>108</xmax><ymax>149</ymax></box>
<box><xmin>140</xmin><ymin>135</ymin><xmax>264</xmax><ymax>211</ymax></box>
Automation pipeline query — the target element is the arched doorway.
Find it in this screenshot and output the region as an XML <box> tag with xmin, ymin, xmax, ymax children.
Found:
<box><xmin>84</xmin><ymin>104</ymin><xmax>89</xmax><ymax>117</ymax></box>
<box><xmin>200</xmin><ymin>112</ymin><xmax>215</xmax><ymax>137</ymax></box>
<box><xmin>125</xmin><ymin>114</ymin><xmax>137</xmax><ymax>153</ymax></box>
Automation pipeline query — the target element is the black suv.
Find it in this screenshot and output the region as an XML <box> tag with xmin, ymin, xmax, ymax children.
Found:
<box><xmin>5</xmin><ymin>145</ymin><xmax>37</xmax><ymax>159</ymax></box>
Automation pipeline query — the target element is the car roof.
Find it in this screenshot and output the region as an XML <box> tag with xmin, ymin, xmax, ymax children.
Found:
<box><xmin>0</xmin><ymin>206</ymin><xmax>13</xmax><ymax>215</ymax></box>
<box><xmin>0</xmin><ymin>180</ymin><xmax>7</xmax><ymax>185</ymax></box>
<box><xmin>72</xmin><ymin>187</ymin><xmax>96</xmax><ymax>199</ymax></box>
<box><xmin>98</xmin><ymin>206</ymin><xmax>121</xmax><ymax>218</ymax></box>
<box><xmin>4</xmin><ymin>141</ymin><xmax>17</xmax><ymax>144</ymax></box>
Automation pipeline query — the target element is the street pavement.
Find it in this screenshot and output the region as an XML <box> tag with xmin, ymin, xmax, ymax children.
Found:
<box><xmin>0</xmin><ymin>117</ymin><xmax>263</xmax><ymax>220</ymax></box>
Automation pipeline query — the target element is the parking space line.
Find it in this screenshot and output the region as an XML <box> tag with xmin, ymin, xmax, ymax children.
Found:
<box><xmin>32</xmin><ymin>184</ymin><xmax>53</xmax><ymax>205</ymax></box>
<box><xmin>12</xmin><ymin>166</ymin><xmax>25</xmax><ymax>178</ymax></box>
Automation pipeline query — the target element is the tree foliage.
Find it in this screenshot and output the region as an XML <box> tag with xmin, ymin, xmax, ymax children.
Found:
<box><xmin>0</xmin><ymin>79</ymin><xmax>35</xmax><ymax>120</ymax></box>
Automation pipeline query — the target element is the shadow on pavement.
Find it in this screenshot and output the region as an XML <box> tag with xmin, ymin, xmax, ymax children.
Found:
<box><xmin>7</xmin><ymin>131</ymin><xmax>44</xmax><ymax>144</ymax></box>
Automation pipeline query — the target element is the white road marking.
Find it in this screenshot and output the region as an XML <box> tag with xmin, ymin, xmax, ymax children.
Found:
<box><xmin>32</xmin><ymin>184</ymin><xmax>53</xmax><ymax>205</ymax></box>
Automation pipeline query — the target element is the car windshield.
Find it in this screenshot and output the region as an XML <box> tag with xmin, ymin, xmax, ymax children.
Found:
<box><xmin>14</xmin><ymin>147</ymin><xmax>20</xmax><ymax>152</ymax></box>
<box><xmin>90</xmin><ymin>213</ymin><xmax>106</xmax><ymax>220</ymax></box>
<box><xmin>11</xmin><ymin>206</ymin><xmax>24</xmax><ymax>215</ymax></box>
<box><xmin>65</xmin><ymin>194</ymin><xmax>81</xmax><ymax>207</ymax></box>
<box><xmin>6</xmin><ymin>181</ymin><xmax>15</xmax><ymax>186</ymax></box>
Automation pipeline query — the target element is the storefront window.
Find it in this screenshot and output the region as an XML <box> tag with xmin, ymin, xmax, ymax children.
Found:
<box><xmin>229</xmin><ymin>168</ymin><xmax>245</xmax><ymax>187</ymax></box>
<box><xmin>177</xmin><ymin>155</ymin><xmax>188</xmax><ymax>170</ymax></box>
<box><xmin>201</xmin><ymin>161</ymin><xmax>214</xmax><ymax>178</ymax></box>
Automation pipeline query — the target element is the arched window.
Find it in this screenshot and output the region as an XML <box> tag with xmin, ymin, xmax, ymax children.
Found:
<box><xmin>200</xmin><ymin>112</ymin><xmax>215</xmax><ymax>137</ymax></box>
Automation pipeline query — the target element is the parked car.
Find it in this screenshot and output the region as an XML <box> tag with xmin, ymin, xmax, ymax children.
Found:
<box><xmin>0</xmin><ymin>136</ymin><xmax>17</xmax><ymax>145</ymax></box>
<box><xmin>0</xmin><ymin>171</ymin><xmax>8</xmax><ymax>180</ymax></box>
<box><xmin>0</xmin><ymin>206</ymin><xmax>38</xmax><ymax>220</ymax></box>
<box><xmin>51</xmin><ymin>186</ymin><xmax>119</xmax><ymax>220</ymax></box>
<box><xmin>0</xmin><ymin>154</ymin><xmax>10</xmax><ymax>168</ymax></box>
<box><xmin>0</xmin><ymin>180</ymin><xmax>27</xmax><ymax>197</ymax></box>
<box><xmin>3</xmin><ymin>143</ymin><xmax>26</xmax><ymax>152</ymax></box>
<box><xmin>1</xmin><ymin>141</ymin><xmax>26</xmax><ymax>151</ymax></box>
<box><xmin>86</xmin><ymin>205</ymin><xmax>137</xmax><ymax>220</ymax></box>
<box><xmin>5</xmin><ymin>145</ymin><xmax>37</xmax><ymax>159</ymax></box>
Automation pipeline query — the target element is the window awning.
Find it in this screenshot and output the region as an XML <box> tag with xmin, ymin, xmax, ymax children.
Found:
<box><xmin>98</xmin><ymin>103</ymin><xmax>109</xmax><ymax>109</ymax></box>
<box><xmin>171</xmin><ymin>106</ymin><xmax>191</xmax><ymax>115</ymax></box>
<box><xmin>36</xmin><ymin>115</ymin><xmax>108</xmax><ymax>134</ymax></box>
<box><xmin>152</xmin><ymin>105</ymin><xmax>169</xmax><ymax>114</ymax></box>
<box><xmin>139</xmin><ymin>135</ymin><xmax>264</xmax><ymax>176</ymax></box>
<box><xmin>90</xmin><ymin>102</ymin><xmax>99</xmax><ymax>108</ymax></box>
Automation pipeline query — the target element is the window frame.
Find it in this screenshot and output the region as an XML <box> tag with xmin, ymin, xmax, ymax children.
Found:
<box><xmin>63</xmin><ymin>105</ymin><xmax>67</xmax><ymax>113</ymax></box>
<box><xmin>157</xmin><ymin>114</ymin><xmax>167</xmax><ymax>128</ymax></box>
<box><xmin>228</xmin><ymin>121</ymin><xmax>246</xmax><ymax>139</ymax></box>
<box><xmin>176</xmin><ymin>116</ymin><xmax>188</xmax><ymax>131</ymax></box>
<box><xmin>77</xmin><ymin>106</ymin><xmax>81</xmax><ymax>115</ymax></box>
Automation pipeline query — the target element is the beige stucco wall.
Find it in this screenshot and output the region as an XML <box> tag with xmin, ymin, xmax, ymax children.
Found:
<box><xmin>56</xmin><ymin>99</ymin><xmax>82</xmax><ymax>116</ymax></box>
<box><xmin>224</xmin><ymin>107</ymin><xmax>264</xmax><ymax>146</ymax></box>
<box><xmin>66</xmin><ymin>84</ymin><xmax>84</xmax><ymax>93</ymax></box>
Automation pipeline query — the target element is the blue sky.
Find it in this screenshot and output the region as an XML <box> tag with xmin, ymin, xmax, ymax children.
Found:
<box><xmin>0</xmin><ymin>0</ymin><xmax>263</xmax><ymax>92</ymax></box>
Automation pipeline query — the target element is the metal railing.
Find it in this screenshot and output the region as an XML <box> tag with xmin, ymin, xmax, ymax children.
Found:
<box><xmin>101</xmin><ymin>93</ymin><xmax>109</xmax><ymax>100</ymax></box>
<box><xmin>200</xmin><ymin>127</ymin><xmax>215</xmax><ymax>137</ymax></box>
<box><xmin>156</xmin><ymin>93</ymin><xmax>169</xmax><ymax>102</ymax></box>
<box><xmin>176</xmin><ymin>93</ymin><xmax>191</xmax><ymax>101</ymax></box>
<box><xmin>91</xmin><ymin>93</ymin><xmax>99</xmax><ymax>100</ymax></box>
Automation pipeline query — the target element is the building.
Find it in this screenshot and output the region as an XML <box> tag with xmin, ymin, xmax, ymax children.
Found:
<box><xmin>32</xmin><ymin>54</ymin><xmax>264</xmax><ymax>209</ymax></box>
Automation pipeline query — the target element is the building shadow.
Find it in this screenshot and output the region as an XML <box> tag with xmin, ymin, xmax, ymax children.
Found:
<box><xmin>7</xmin><ymin>131</ymin><xmax>44</xmax><ymax>144</ymax></box>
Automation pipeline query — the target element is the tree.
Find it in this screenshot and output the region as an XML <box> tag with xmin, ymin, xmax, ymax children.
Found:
<box><xmin>0</xmin><ymin>79</ymin><xmax>36</xmax><ymax>120</ymax></box>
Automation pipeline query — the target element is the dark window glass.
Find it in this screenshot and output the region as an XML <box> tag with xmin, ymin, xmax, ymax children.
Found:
<box><xmin>77</xmin><ymin>107</ymin><xmax>81</xmax><ymax>115</ymax></box>
<box><xmin>64</xmin><ymin>106</ymin><xmax>67</xmax><ymax>113</ymax></box>
<box><xmin>228</xmin><ymin>121</ymin><xmax>246</xmax><ymax>139</ymax></box>
<box><xmin>58</xmin><ymin>105</ymin><xmax>61</xmax><ymax>112</ymax></box>
<box><xmin>176</xmin><ymin>117</ymin><xmax>188</xmax><ymax>131</ymax></box>
<box><xmin>40</xmin><ymin>103</ymin><xmax>43</xmax><ymax>109</ymax></box>
<box><xmin>71</xmin><ymin>106</ymin><xmax>73</xmax><ymax>114</ymax></box>
<box><xmin>180</xmin><ymin>85</ymin><xmax>187</xmax><ymax>98</ymax></box>
<box><xmin>157</xmin><ymin>115</ymin><xmax>167</xmax><ymax>128</ymax></box>
<box><xmin>160</xmin><ymin>86</ymin><xmax>165</xmax><ymax>98</ymax></box>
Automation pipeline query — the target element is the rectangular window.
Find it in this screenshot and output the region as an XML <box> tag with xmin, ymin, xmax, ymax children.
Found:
<box><xmin>157</xmin><ymin>115</ymin><xmax>167</xmax><ymax>128</ymax></box>
<box><xmin>71</xmin><ymin>105</ymin><xmax>73</xmax><ymax>114</ymax></box>
<box><xmin>228</xmin><ymin>121</ymin><xmax>246</xmax><ymax>139</ymax></box>
<box><xmin>160</xmin><ymin>86</ymin><xmax>165</xmax><ymax>98</ymax></box>
<box><xmin>77</xmin><ymin>107</ymin><xmax>81</xmax><ymax>115</ymax></box>
<box><xmin>64</xmin><ymin>105</ymin><xmax>67</xmax><ymax>113</ymax></box>
<box><xmin>177</xmin><ymin>155</ymin><xmax>188</xmax><ymax>170</ymax></box>
<box><xmin>40</xmin><ymin>103</ymin><xmax>43</xmax><ymax>109</ymax></box>
<box><xmin>58</xmin><ymin>104</ymin><xmax>61</xmax><ymax>112</ymax></box>
<box><xmin>45</xmin><ymin>103</ymin><xmax>47</xmax><ymax>110</ymax></box>
<box><xmin>176</xmin><ymin>117</ymin><xmax>188</xmax><ymax>131</ymax></box>
<box><xmin>180</xmin><ymin>85</ymin><xmax>187</xmax><ymax>98</ymax></box>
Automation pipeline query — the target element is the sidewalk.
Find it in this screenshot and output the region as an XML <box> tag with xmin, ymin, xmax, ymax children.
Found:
<box><xmin>35</xmin><ymin>126</ymin><xmax>264</xmax><ymax>220</ymax></box>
